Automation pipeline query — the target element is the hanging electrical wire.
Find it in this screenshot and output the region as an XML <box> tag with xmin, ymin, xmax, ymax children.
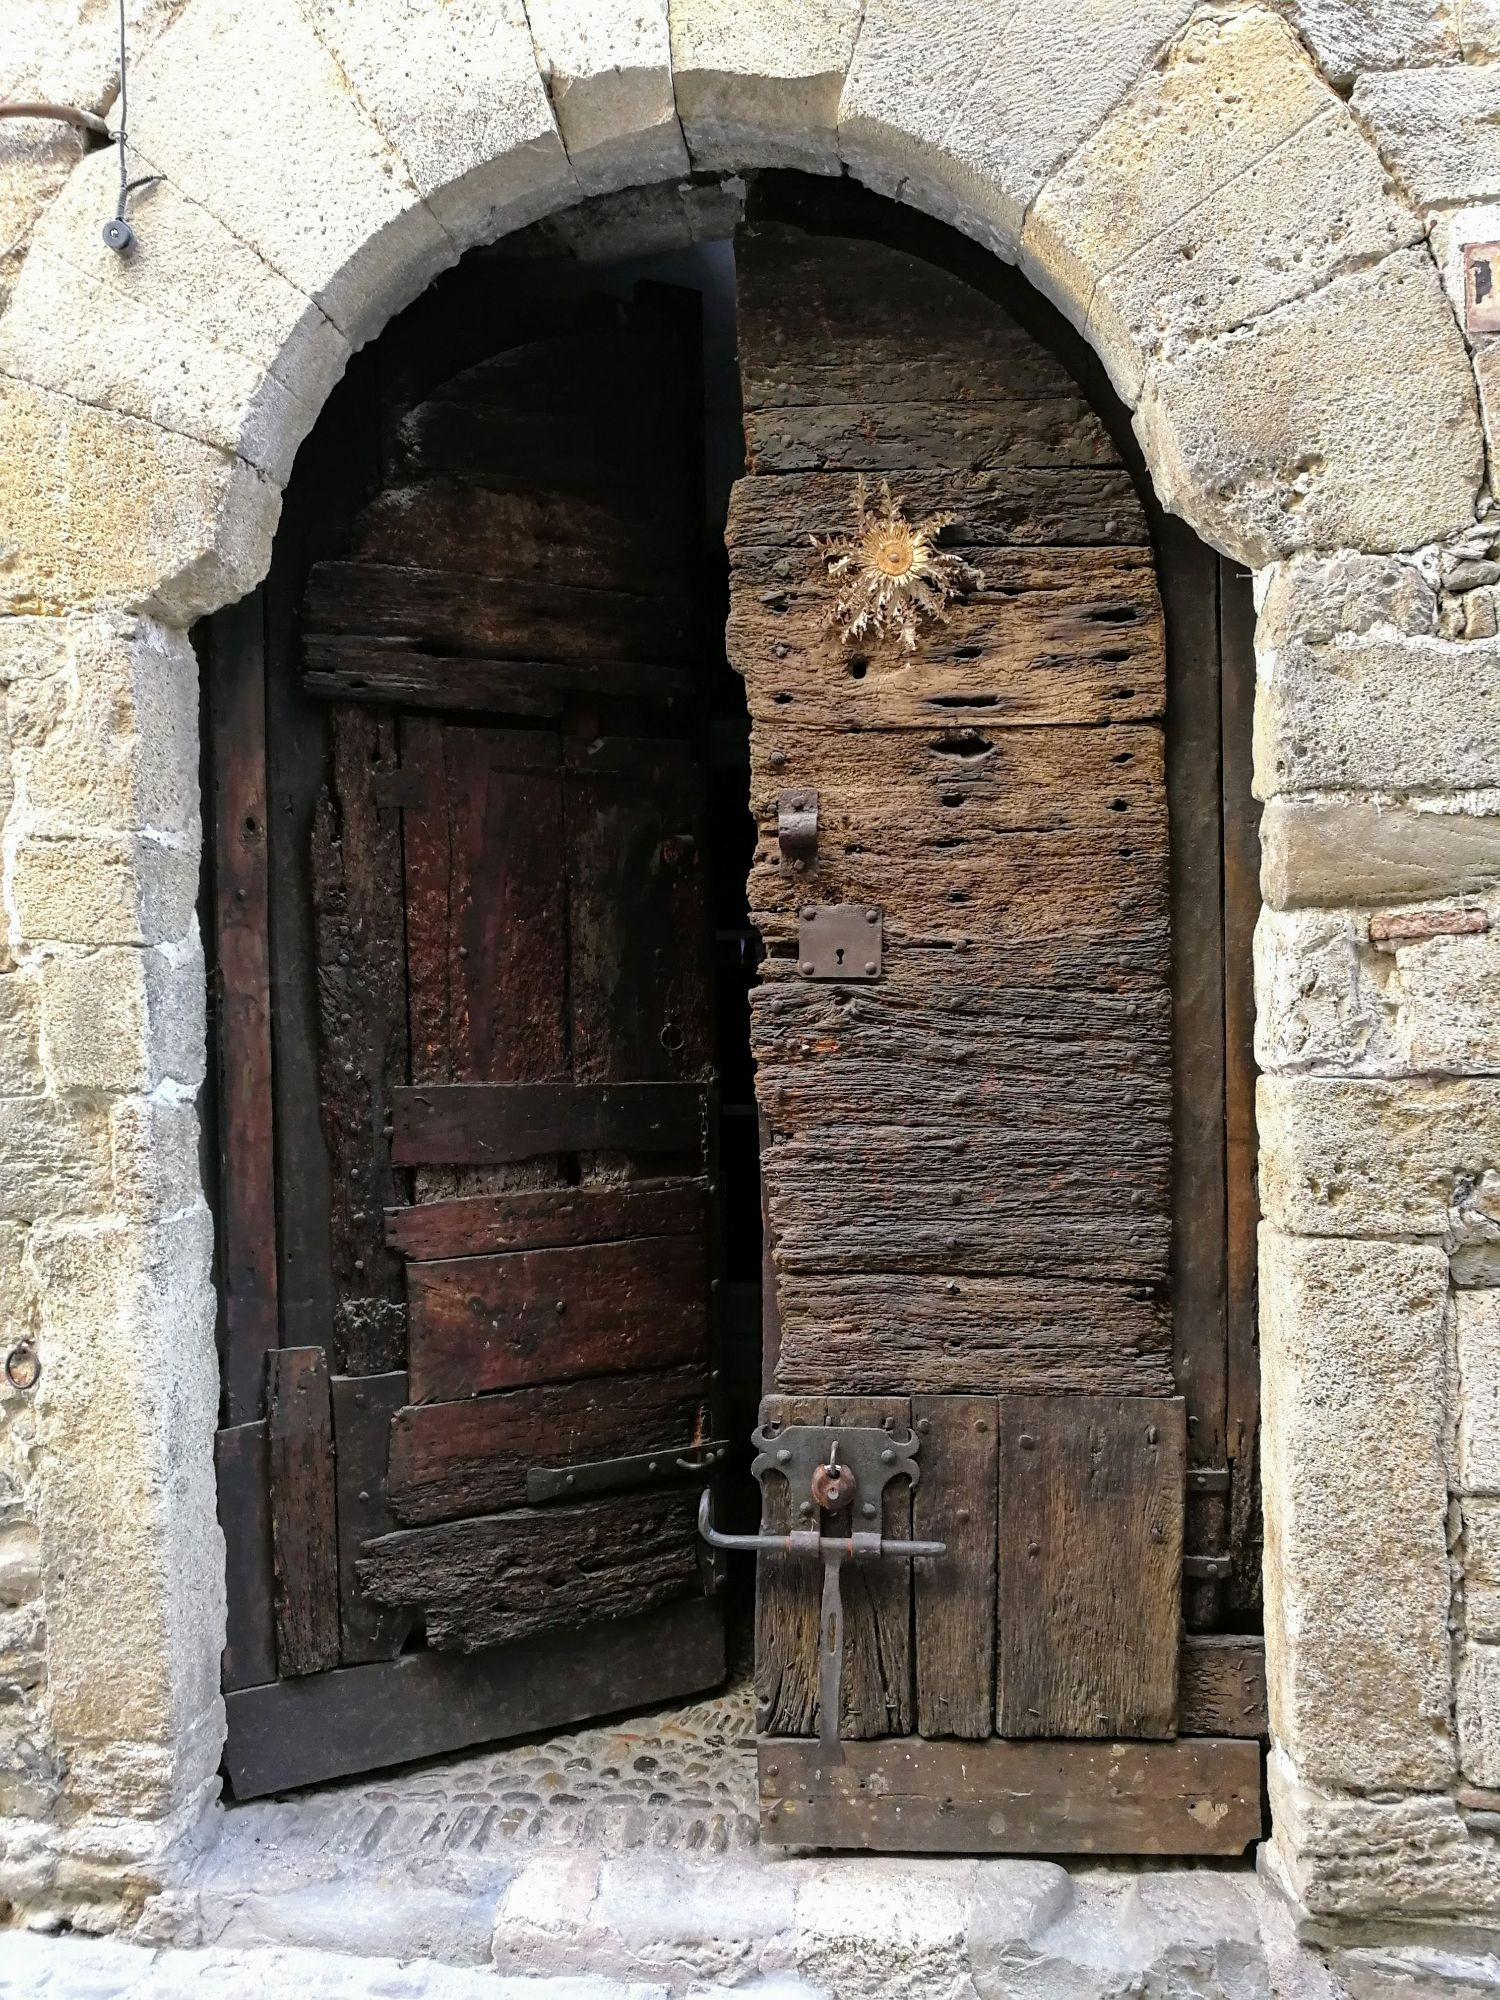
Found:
<box><xmin>103</xmin><ymin>0</ymin><xmax>160</xmax><ymax>251</ymax></box>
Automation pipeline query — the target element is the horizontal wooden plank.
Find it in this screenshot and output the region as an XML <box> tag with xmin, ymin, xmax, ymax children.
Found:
<box><xmin>726</xmin><ymin>467</ymin><xmax>1148</xmax><ymax>551</ymax></box>
<box><xmin>1179</xmin><ymin>1634</ymin><xmax>1269</xmax><ymax>1739</ymax></box>
<box><xmin>757</xmin><ymin>1737</ymin><xmax>1262</xmax><ymax>1856</ymax></box>
<box><xmin>771</xmin><ymin>1270</ymin><xmax>1173</xmax><ymax>1398</ymax></box>
<box><xmin>356</xmin><ymin>1487</ymin><xmax>705</xmax><ymax>1650</ymax></box>
<box><xmin>387</xmin><ymin>1363</ymin><xmax>709</xmax><ymax>1524</ymax></box>
<box><xmin>302</xmin><ymin>643</ymin><xmax>693</xmax><ymax>715</ymax></box>
<box><xmin>302</xmin><ymin>562</ymin><xmax>693</xmax><ymax>670</ymax></box>
<box><xmin>222</xmin><ymin>1595</ymin><xmax>725</xmax><ymax>1799</ymax></box>
<box><xmin>743</xmin><ymin>398</ymin><xmax>1119</xmax><ymax>476</ymax></box>
<box><xmin>385</xmin><ymin>1177</ymin><xmax>707</xmax><ymax>1259</ymax></box>
<box><xmin>391</xmin><ymin>1082</ymin><xmax>709</xmax><ymax>1167</ymax></box>
<box><xmin>406</xmin><ymin>1234</ymin><xmax>708</xmax><ymax>1403</ymax></box>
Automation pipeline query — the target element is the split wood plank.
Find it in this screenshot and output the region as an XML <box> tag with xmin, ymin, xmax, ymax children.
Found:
<box><xmin>311</xmin><ymin>707</ymin><xmax>408</xmax><ymax>1375</ymax></box>
<box><xmin>1178</xmin><ymin>1634</ymin><xmax>1268</xmax><ymax>1739</ymax></box>
<box><xmin>267</xmin><ymin>1347</ymin><xmax>340</xmax><ymax>1677</ymax></box>
<box><xmin>331</xmin><ymin>1371</ymin><xmax>413</xmax><ymax>1664</ymax></box>
<box><xmin>384</xmin><ymin>1178</ymin><xmax>706</xmax><ymax>1260</ymax></box>
<box><xmin>828</xmin><ymin>1394</ymin><xmax>913</xmax><ymax>1740</ymax></box>
<box><xmin>391</xmin><ymin>1081</ymin><xmax>709</xmax><ymax>1166</ymax></box>
<box><xmin>754</xmin><ymin>1394</ymin><xmax>827</xmax><ymax>1738</ymax></box>
<box><xmin>758</xmin><ymin>1737</ymin><xmax>1262</xmax><ymax>1857</ymax></box>
<box><xmin>223</xmin><ymin>1596</ymin><xmax>725</xmax><ymax>1800</ymax></box>
<box><xmin>386</xmin><ymin>1364</ymin><xmax>708</xmax><ymax>1525</ymax></box>
<box><xmin>356</xmin><ymin>1486</ymin><xmax>704</xmax><ymax>1651</ymax></box>
<box><xmin>912</xmin><ymin>1394</ymin><xmax>997</xmax><ymax>1738</ymax></box>
<box><xmin>727</xmin><ymin>466</ymin><xmax>1149</xmax><ymax>552</ymax></box>
<box><xmin>215</xmin><ymin>1421</ymin><xmax>276</xmax><ymax>1692</ymax></box>
<box><xmin>728</xmin><ymin>534</ymin><xmax>1164</xmax><ymax>731</ymax></box>
<box><xmin>405</xmin><ymin>1235</ymin><xmax>708</xmax><ymax>1404</ymax></box>
<box><xmin>997</xmin><ymin>1395</ymin><xmax>1185</xmax><ymax>1739</ymax></box>
<box><xmin>208</xmin><ymin>592</ymin><xmax>279</xmax><ymax>1424</ymax></box>
<box><xmin>303</xmin><ymin>644</ymin><xmax>692</xmax><ymax>715</ymax></box>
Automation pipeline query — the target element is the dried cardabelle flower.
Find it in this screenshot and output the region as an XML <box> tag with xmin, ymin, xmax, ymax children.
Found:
<box><xmin>813</xmin><ymin>477</ymin><xmax>981</xmax><ymax>652</ymax></box>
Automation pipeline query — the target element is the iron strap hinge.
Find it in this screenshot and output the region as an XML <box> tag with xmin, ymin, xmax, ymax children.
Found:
<box><xmin>527</xmin><ymin>1438</ymin><xmax>731</xmax><ymax>1504</ymax></box>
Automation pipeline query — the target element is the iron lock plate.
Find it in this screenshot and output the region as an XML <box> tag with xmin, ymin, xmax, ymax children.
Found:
<box><xmin>797</xmin><ymin>904</ymin><xmax>882</xmax><ymax>981</ymax></box>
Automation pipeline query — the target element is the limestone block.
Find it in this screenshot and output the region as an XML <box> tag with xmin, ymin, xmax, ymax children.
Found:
<box><xmin>1259</xmin><ymin>1230</ymin><xmax>1453</xmax><ymax>1791</ymax></box>
<box><xmin>10</xmin><ymin>832</ymin><xmax>198</xmax><ymax>951</ymax></box>
<box><xmin>40</xmin><ymin>936</ymin><xmax>205</xmax><ymax>1096</ymax></box>
<box><xmin>127</xmin><ymin>0</ymin><xmax>454</xmax><ymax>349</ymax></box>
<box><xmin>1353</xmin><ymin>66</ymin><xmax>1500</xmax><ymax>209</ymax></box>
<box><xmin>839</xmin><ymin>0</ymin><xmax>1195</xmax><ymax>263</ymax></box>
<box><xmin>1255</xmin><ymin>636</ymin><xmax>1500</xmax><ymax>797</ymax></box>
<box><xmin>3</xmin><ymin>614</ymin><xmax>198</xmax><ymax>837</ymax></box>
<box><xmin>1257</xmin><ymin>554</ymin><xmax>1438</xmax><ymax>651</ymax></box>
<box><xmin>1270</xmin><ymin>0</ymin><xmax>1459</xmax><ymax>83</ymax></box>
<box><xmin>32</xmin><ymin>1209</ymin><xmax>223</xmax><ymax>1763</ymax></box>
<box><xmin>1466</xmin><ymin>0</ymin><xmax>1500</xmax><ymax>59</ymax></box>
<box><xmin>0</xmin><ymin>378</ymin><xmax>278</xmax><ymax>626</ymax></box>
<box><xmin>1394</xmin><ymin>919</ymin><xmax>1500</xmax><ymax>1074</ymax></box>
<box><xmin>0</xmin><ymin>970</ymin><xmax>44</xmax><ymax>1100</ymax></box>
<box><xmin>525</xmin><ymin>0</ymin><xmax>686</xmax><ymax>193</ymax></box>
<box><xmin>1464</xmin><ymin>1499</ymin><xmax>1500</xmax><ymax>1641</ymax></box>
<box><xmin>0</xmin><ymin>0</ymin><xmax>190</xmax><ymax>106</ymax></box>
<box><xmin>1259</xmin><ymin>1073</ymin><xmax>1500</xmax><ymax>1238</ymax></box>
<box><xmin>1135</xmin><ymin>250</ymin><xmax>1482</xmax><ymax>566</ymax></box>
<box><xmin>0</xmin><ymin>124</ymin><xmax>85</xmax><ymax>322</ymax></box>
<box><xmin>1458</xmin><ymin>1291</ymin><xmax>1500</xmax><ymax>1495</ymax></box>
<box><xmin>670</xmin><ymin>0</ymin><xmax>861</xmax><ymax>173</ymax></box>
<box><xmin>1267</xmin><ymin>1754</ymin><xmax>1500</xmax><ymax>1920</ymax></box>
<box><xmin>1476</xmin><ymin>339</ymin><xmax>1500</xmax><ymax>502</ymax></box>
<box><xmin>1262</xmin><ymin>797</ymin><xmax>1500</xmax><ymax>910</ymax></box>
<box><xmin>0</xmin><ymin>1518</ymin><xmax>39</xmax><ymax>1608</ymax></box>
<box><xmin>1024</xmin><ymin>13</ymin><xmax>1413</xmax><ymax>396</ymax></box>
<box><xmin>1460</xmin><ymin>1646</ymin><xmax>1500</xmax><ymax>1788</ymax></box>
<box><xmin>298</xmin><ymin>0</ymin><xmax>575</xmax><ymax>255</ymax></box>
<box><xmin>0</xmin><ymin>1098</ymin><xmax>113</xmax><ymax>1222</ymax></box>
<box><xmin>109</xmin><ymin>1096</ymin><xmax>202</xmax><ymax>1224</ymax></box>
<box><xmin>1254</xmin><ymin>906</ymin><xmax>1399</xmax><ymax>1076</ymax></box>
<box><xmin>795</xmin><ymin>1857</ymin><xmax>977</xmax><ymax>2000</ymax></box>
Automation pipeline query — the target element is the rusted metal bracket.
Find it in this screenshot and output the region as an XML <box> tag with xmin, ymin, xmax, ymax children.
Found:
<box><xmin>527</xmin><ymin>1438</ymin><xmax>730</xmax><ymax>1503</ymax></box>
<box><xmin>698</xmin><ymin>1424</ymin><xmax>944</xmax><ymax>1760</ymax></box>
<box><xmin>777</xmin><ymin>790</ymin><xmax>818</xmax><ymax>869</ymax></box>
<box><xmin>797</xmin><ymin>903</ymin><xmax>882</xmax><ymax>981</ymax></box>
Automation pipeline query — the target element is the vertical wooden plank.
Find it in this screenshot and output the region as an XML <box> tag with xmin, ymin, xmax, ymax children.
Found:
<box><xmin>755</xmin><ymin>1393</ymin><xmax>824</xmax><ymax>1736</ymax></box>
<box><xmin>331</xmin><ymin>1372</ymin><xmax>414</xmax><ymax>1664</ymax></box>
<box><xmin>1160</xmin><ymin>519</ymin><xmax>1228</xmax><ymax>1628</ymax></box>
<box><xmin>312</xmin><ymin>708</ymin><xmax>409</xmax><ymax>1373</ymax></box>
<box><xmin>215</xmin><ymin>1421</ymin><xmax>277</xmax><ymax>1691</ymax></box>
<box><xmin>209</xmin><ymin>591</ymin><xmax>279</xmax><ymax>1424</ymax></box>
<box><xmin>268</xmin><ymin>1347</ymin><xmax>340</xmax><ymax>1676</ymax></box>
<box><xmin>913</xmin><ymin>1395</ymin><xmax>997</xmax><ymax>1739</ymax></box>
<box><xmin>997</xmin><ymin>1394</ymin><xmax>1185</xmax><ymax>1740</ymax></box>
<box><xmin>828</xmin><ymin>1393</ymin><xmax>912</xmax><ymax>1739</ymax></box>
<box><xmin>1220</xmin><ymin>557</ymin><xmax>1262</xmax><ymax>1619</ymax></box>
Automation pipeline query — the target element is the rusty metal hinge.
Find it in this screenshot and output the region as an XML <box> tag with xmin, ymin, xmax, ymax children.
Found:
<box><xmin>527</xmin><ymin>1438</ymin><xmax>730</xmax><ymax>1504</ymax></box>
<box><xmin>778</xmin><ymin>789</ymin><xmax>818</xmax><ymax>868</ymax></box>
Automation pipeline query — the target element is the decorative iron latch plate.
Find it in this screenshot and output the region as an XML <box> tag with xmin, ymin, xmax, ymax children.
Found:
<box><xmin>797</xmin><ymin>903</ymin><xmax>882</xmax><ymax>981</ymax></box>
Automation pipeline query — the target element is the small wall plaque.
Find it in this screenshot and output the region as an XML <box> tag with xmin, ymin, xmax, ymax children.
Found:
<box><xmin>1464</xmin><ymin>243</ymin><xmax>1500</xmax><ymax>335</ymax></box>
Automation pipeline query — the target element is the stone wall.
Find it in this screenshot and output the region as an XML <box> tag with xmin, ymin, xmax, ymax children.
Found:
<box><xmin>2</xmin><ymin>0</ymin><xmax>1500</xmax><ymax>1939</ymax></box>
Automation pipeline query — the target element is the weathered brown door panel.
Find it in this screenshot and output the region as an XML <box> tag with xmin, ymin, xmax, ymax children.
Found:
<box><xmin>912</xmin><ymin>1394</ymin><xmax>998</xmax><ymax>1740</ymax></box>
<box><xmin>996</xmin><ymin>1395</ymin><xmax>1185</xmax><ymax>1740</ymax></box>
<box><xmin>384</xmin><ymin>1177</ymin><xmax>707</xmax><ymax>1260</ymax></box>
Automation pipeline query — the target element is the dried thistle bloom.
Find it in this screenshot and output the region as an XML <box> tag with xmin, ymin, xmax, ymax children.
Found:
<box><xmin>813</xmin><ymin>478</ymin><xmax>981</xmax><ymax>652</ymax></box>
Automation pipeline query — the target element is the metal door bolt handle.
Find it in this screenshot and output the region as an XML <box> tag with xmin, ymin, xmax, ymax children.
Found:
<box><xmin>696</xmin><ymin>1488</ymin><xmax>945</xmax><ymax>1560</ymax></box>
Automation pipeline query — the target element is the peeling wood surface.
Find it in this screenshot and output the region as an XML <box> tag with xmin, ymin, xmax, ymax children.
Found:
<box><xmin>384</xmin><ymin>1178</ymin><xmax>706</xmax><ymax>1261</ymax></box>
<box><xmin>1178</xmin><ymin>1633</ymin><xmax>1268</xmax><ymax>1738</ymax></box>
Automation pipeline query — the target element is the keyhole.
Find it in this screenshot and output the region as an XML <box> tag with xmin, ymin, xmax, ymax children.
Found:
<box><xmin>835</xmin><ymin>946</ymin><xmax>845</xmax><ymax>965</ymax></box>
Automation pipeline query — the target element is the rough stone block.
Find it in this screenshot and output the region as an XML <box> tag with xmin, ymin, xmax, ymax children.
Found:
<box><xmin>3</xmin><ymin>614</ymin><xmax>199</xmax><ymax>838</ymax></box>
<box><xmin>526</xmin><ymin>0</ymin><xmax>687</xmax><ymax>193</ymax></box>
<box><xmin>32</xmin><ymin>1210</ymin><xmax>223</xmax><ymax>1761</ymax></box>
<box><xmin>0</xmin><ymin>378</ymin><xmax>278</xmax><ymax>626</ymax></box>
<box><xmin>1134</xmin><ymin>250</ymin><xmax>1482</xmax><ymax>567</ymax></box>
<box><xmin>1254</xmin><ymin>906</ymin><xmax>1398</xmax><ymax>1076</ymax></box>
<box><xmin>0</xmin><ymin>971</ymin><xmax>44</xmax><ymax>1100</ymax></box>
<box><xmin>1259</xmin><ymin>1073</ymin><xmax>1500</xmax><ymax>1238</ymax></box>
<box><xmin>1270</xmin><ymin>0</ymin><xmax>1459</xmax><ymax>83</ymax></box>
<box><xmin>1460</xmin><ymin>1646</ymin><xmax>1500</xmax><ymax>1789</ymax></box>
<box><xmin>1255</xmin><ymin>635</ymin><xmax>1500</xmax><ymax>797</ymax></box>
<box><xmin>1353</xmin><ymin>66</ymin><xmax>1500</xmax><ymax>208</ymax></box>
<box><xmin>1394</xmin><ymin>921</ymin><xmax>1500</xmax><ymax>1075</ymax></box>
<box><xmin>0</xmin><ymin>125</ymin><xmax>85</xmax><ymax>322</ymax></box>
<box><xmin>1464</xmin><ymin>1498</ymin><xmax>1500</xmax><ymax>1642</ymax></box>
<box><xmin>1260</xmin><ymin>1230</ymin><xmax>1453</xmax><ymax>1791</ymax></box>
<box><xmin>39</xmin><ymin>934</ymin><xmax>205</xmax><ymax>1097</ymax></box>
<box><xmin>11</xmin><ymin>832</ymin><xmax>199</xmax><ymax>952</ymax></box>
<box><xmin>1459</xmin><ymin>1291</ymin><xmax>1500</xmax><ymax>1496</ymax></box>
<box><xmin>128</xmin><ymin>0</ymin><xmax>455</xmax><ymax>348</ymax></box>
<box><xmin>0</xmin><ymin>1098</ymin><xmax>112</xmax><ymax>1223</ymax></box>
<box><xmin>671</xmin><ymin>0</ymin><xmax>861</xmax><ymax>173</ymax></box>
<box><xmin>1262</xmin><ymin>797</ymin><xmax>1500</xmax><ymax>911</ymax></box>
<box><xmin>1257</xmin><ymin>554</ymin><xmax>1439</xmax><ymax>650</ymax></box>
<box><xmin>109</xmin><ymin>1096</ymin><xmax>203</xmax><ymax>1224</ymax></box>
<box><xmin>298</xmin><ymin>0</ymin><xmax>575</xmax><ymax>257</ymax></box>
<box><xmin>1024</xmin><ymin>13</ymin><xmax>1412</xmax><ymax>396</ymax></box>
<box><xmin>0</xmin><ymin>1518</ymin><xmax>40</xmax><ymax>1608</ymax></box>
<box><xmin>839</xmin><ymin>0</ymin><xmax>1194</xmax><ymax>262</ymax></box>
<box><xmin>795</xmin><ymin>1858</ymin><xmax>977</xmax><ymax>2000</ymax></box>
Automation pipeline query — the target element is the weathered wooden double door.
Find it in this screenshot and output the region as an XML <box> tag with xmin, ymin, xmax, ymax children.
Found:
<box><xmin>210</xmin><ymin>192</ymin><xmax>1262</xmax><ymax>1845</ymax></box>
